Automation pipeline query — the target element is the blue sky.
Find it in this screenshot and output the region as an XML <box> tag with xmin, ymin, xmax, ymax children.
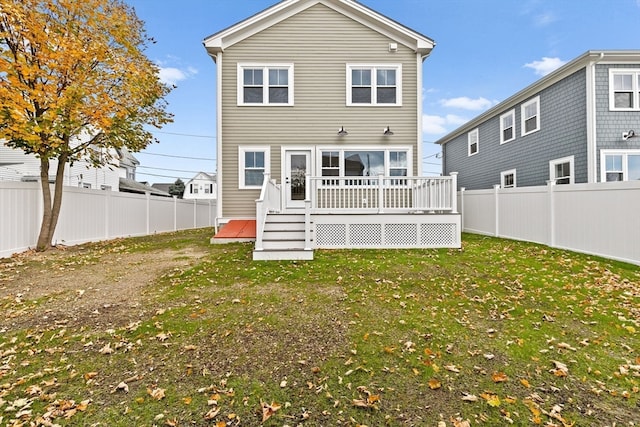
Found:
<box><xmin>127</xmin><ymin>0</ymin><xmax>640</xmax><ymax>182</ymax></box>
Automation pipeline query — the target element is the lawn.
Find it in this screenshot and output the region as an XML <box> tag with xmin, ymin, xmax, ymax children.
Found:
<box><xmin>0</xmin><ymin>229</ymin><xmax>638</xmax><ymax>426</ymax></box>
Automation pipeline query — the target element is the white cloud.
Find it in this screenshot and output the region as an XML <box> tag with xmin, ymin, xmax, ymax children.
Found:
<box><xmin>158</xmin><ymin>66</ymin><xmax>198</xmax><ymax>86</ymax></box>
<box><xmin>524</xmin><ymin>57</ymin><xmax>567</xmax><ymax>76</ymax></box>
<box><xmin>533</xmin><ymin>12</ymin><xmax>557</xmax><ymax>27</ymax></box>
<box><xmin>423</xmin><ymin>114</ymin><xmax>468</xmax><ymax>135</ymax></box>
<box><xmin>440</xmin><ymin>96</ymin><xmax>495</xmax><ymax>111</ymax></box>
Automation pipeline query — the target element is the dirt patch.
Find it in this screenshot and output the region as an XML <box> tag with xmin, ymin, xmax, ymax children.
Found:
<box><xmin>0</xmin><ymin>245</ymin><xmax>208</xmax><ymax>332</ymax></box>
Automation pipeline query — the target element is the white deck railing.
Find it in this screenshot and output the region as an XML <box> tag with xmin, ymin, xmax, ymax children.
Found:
<box><xmin>308</xmin><ymin>173</ymin><xmax>457</xmax><ymax>214</ymax></box>
<box><xmin>255</xmin><ymin>173</ymin><xmax>281</xmax><ymax>251</ymax></box>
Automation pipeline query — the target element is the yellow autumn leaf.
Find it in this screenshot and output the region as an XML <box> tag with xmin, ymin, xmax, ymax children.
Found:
<box><xmin>182</xmin><ymin>396</ymin><xmax>192</xmax><ymax>405</ymax></box>
<box><xmin>428</xmin><ymin>378</ymin><xmax>442</xmax><ymax>390</ymax></box>
<box><xmin>492</xmin><ymin>372</ymin><xmax>509</xmax><ymax>383</ymax></box>
<box><xmin>480</xmin><ymin>392</ymin><xmax>501</xmax><ymax>407</ymax></box>
<box><xmin>520</xmin><ymin>378</ymin><xmax>531</xmax><ymax>388</ymax></box>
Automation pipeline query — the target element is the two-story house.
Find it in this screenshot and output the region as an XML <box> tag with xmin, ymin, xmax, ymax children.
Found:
<box><xmin>183</xmin><ymin>172</ymin><xmax>217</xmax><ymax>200</ymax></box>
<box><xmin>436</xmin><ymin>50</ymin><xmax>640</xmax><ymax>190</ymax></box>
<box><xmin>204</xmin><ymin>0</ymin><xmax>461</xmax><ymax>260</ymax></box>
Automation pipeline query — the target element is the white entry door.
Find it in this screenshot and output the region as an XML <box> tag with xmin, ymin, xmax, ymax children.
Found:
<box><xmin>285</xmin><ymin>150</ymin><xmax>311</xmax><ymax>210</ymax></box>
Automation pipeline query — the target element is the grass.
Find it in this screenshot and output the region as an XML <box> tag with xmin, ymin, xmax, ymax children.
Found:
<box><xmin>0</xmin><ymin>229</ymin><xmax>638</xmax><ymax>426</ymax></box>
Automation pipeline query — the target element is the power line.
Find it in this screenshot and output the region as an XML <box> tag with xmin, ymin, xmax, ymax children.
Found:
<box><xmin>138</xmin><ymin>165</ymin><xmax>209</xmax><ymax>174</ymax></box>
<box><xmin>137</xmin><ymin>151</ymin><xmax>216</xmax><ymax>161</ymax></box>
<box><xmin>136</xmin><ymin>171</ymin><xmax>192</xmax><ymax>181</ymax></box>
<box><xmin>153</xmin><ymin>130</ymin><xmax>216</xmax><ymax>139</ymax></box>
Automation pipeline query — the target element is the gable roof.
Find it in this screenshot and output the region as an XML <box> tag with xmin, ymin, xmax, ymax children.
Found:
<box><xmin>435</xmin><ymin>50</ymin><xmax>640</xmax><ymax>145</ymax></box>
<box><xmin>185</xmin><ymin>172</ymin><xmax>216</xmax><ymax>185</ymax></box>
<box><xmin>203</xmin><ymin>0</ymin><xmax>434</xmax><ymax>59</ymax></box>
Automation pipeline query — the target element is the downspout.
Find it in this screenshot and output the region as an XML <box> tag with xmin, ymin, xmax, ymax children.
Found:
<box><xmin>586</xmin><ymin>52</ymin><xmax>605</xmax><ymax>183</ymax></box>
<box><xmin>419</xmin><ymin>50</ymin><xmax>433</xmax><ymax>177</ymax></box>
<box><xmin>211</xmin><ymin>51</ymin><xmax>224</xmax><ymax>231</ymax></box>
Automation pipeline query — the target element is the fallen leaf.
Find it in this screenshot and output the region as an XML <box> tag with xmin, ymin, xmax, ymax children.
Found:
<box><xmin>461</xmin><ymin>393</ymin><xmax>478</xmax><ymax>402</ymax></box>
<box><xmin>147</xmin><ymin>387</ymin><xmax>166</xmax><ymax>401</ymax></box>
<box><xmin>428</xmin><ymin>378</ymin><xmax>442</xmax><ymax>390</ymax></box>
<box><xmin>492</xmin><ymin>372</ymin><xmax>509</xmax><ymax>383</ymax></box>
<box><xmin>520</xmin><ymin>378</ymin><xmax>531</xmax><ymax>388</ymax></box>
<box><xmin>480</xmin><ymin>392</ymin><xmax>501</xmax><ymax>407</ymax></box>
<box><xmin>261</xmin><ymin>401</ymin><xmax>281</xmax><ymax>422</ymax></box>
<box><xmin>444</xmin><ymin>364</ymin><xmax>460</xmax><ymax>373</ymax></box>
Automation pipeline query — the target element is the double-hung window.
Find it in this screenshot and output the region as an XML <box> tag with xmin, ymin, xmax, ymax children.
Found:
<box><xmin>347</xmin><ymin>64</ymin><xmax>402</xmax><ymax>106</ymax></box>
<box><xmin>239</xmin><ymin>146</ymin><xmax>270</xmax><ymax>189</ymax></box>
<box><xmin>610</xmin><ymin>69</ymin><xmax>640</xmax><ymax>110</ymax></box>
<box><xmin>500</xmin><ymin>110</ymin><xmax>515</xmax><ymax>144</ymax></box>
<box><xmin>468</xmin><ymin>129</ymin><xmax>479</xmax><ymax>156</ymax></box>
<box><xmin>601</xmin><ymin>150</ymin><xmax>640</xmax><ymax>182</ymax></box>
<box><xmin>549</xmin><ymin>156</ymin><xmax>574</xmax><ymax>185</ymax></box>
<box><xmin>238</xmin><ymin>64</ymin><xmax>294</xmax><ymax>106</ymax></box>
<box><xmin>521</xmin><ymin>96</ymin><xmax>540</xmax><ymax>136</ymax></box>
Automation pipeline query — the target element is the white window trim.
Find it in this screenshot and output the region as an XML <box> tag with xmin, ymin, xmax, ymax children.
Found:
<box><xmin>316</xmin><ymin>146</ymin><xmax>413</xmax><ymax>177</ymax></box>
<box><xmin>500</xmin><ymin>169</ymin><xmax>517</xmax><ymax>188</ymax></box>
<box><xmin>346</xmin><ymin>64</ymin><xmax>403</xmax><ymax>106</ymax></box>
<box><xmin>549</xmin><ymin>155</ymin><xmax>575</xmax><ymax>184</ymax></box>
<box><xmin>521</xmin><ymin>96</ymin><xmax>540</xmax><ymax>137</ymax></box>
<box><xmin>238</xmin><ymin>146</ymin><xmax>270</xmax><ymax>189</ymax></box>
<box><xmin>500</xmin><ymin>109</ymin><xmax>516</xmax><ymax>144</ymax></box>
<box><xmin>237</xmin><ymin>63</ymin><xmax>294</xmax><ymax>106</ymax></box>
<box><xmin>609</xmin><ymin>69</ymin><xmax>640</xmax><ymax>111</ymax></box>
<box><xmin>600</xmin><ymin>149</ymin><xmax>640</xmax><ymax>182</ymax></box>
<box><xmin>468</xmin><ymin>128</ymin><xmax>479</xmax><ymax>156</ymax></box>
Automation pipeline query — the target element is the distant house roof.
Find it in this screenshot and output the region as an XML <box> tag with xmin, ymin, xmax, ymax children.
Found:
<box><xmin>185</xmin><ymin>172</ymin><xmax>216</xmax><ymax>184</ymax></box>
<box><xmin>203</xmin><ymin>0</ymin><xmax>435</xmax><ymax>59</ymax></box>
<box><xmin>119</xmin><ymin>178</ymin><xmax>172</xmax><ymax>197</ymax></box>
<box><xmin>151</xmin><ymin>183</ymin><xmax>173</xmax><ymax>193</ymax></box>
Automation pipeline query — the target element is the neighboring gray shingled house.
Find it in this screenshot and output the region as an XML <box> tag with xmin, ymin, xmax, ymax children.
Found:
<box><xmin>436</xmin><ymin>50</ymin><xmax>640</xmax><ymax>190</ymax></box>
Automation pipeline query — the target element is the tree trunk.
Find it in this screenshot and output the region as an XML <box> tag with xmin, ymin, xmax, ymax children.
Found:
<box><xmin>36</xmin><ymin>158</ymin><xmax>53</xmax><ymax>251</ymax></box>
<box><xmin>35</xmin><ymin>154</ymin><xmax>68</xmax><ymax>251</ymax></box>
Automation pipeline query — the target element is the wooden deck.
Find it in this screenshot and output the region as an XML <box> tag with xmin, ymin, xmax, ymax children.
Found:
<box><xmin>211</xmin><ymin>220</ymin><xmax>256</xmax><ymax>244</ymax></box>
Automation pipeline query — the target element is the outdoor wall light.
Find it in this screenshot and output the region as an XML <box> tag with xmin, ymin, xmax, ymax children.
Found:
<box><xmin>622</xmin><ymin>129</ymin><xmax>636</xmax><ymax>140</ymax></box>
<box><xmin>338</xmin><ymin>126</ymin><xmax>348</xmax><ymax>136</ymax></box>
<box><xmin>383</xmin><ymin>126</ymin><xmax>394</xmax><ymax>136</ymax></box>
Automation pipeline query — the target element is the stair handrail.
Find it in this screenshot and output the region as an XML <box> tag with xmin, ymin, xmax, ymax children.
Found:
<box><xmin>255</xmin><ymin>173</ymin><xmax>280</xmax><ymax>251</ymax></box>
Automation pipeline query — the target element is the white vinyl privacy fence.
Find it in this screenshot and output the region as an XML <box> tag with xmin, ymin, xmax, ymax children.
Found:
<box><xmin>459</xmin><ymin>181</ymin><xmax>640</xmax><ymax>266</ymax></box>
<box><xmin>0</xmin><ymin>182</ymin><xmax>215</xmax><ymax>258</ymax></box>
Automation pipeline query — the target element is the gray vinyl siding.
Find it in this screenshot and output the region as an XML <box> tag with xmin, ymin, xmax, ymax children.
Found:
<box><xmin>444</xmin><ymin>69</ymin><xmax>588</xmax><ymax>190</ymax></box>
<box><xmin>220</xmin><ymin>3</ymin><xmax>419</xmax><ymax>218</ymax></box>
<box><xmin>594</xmin><ymin>63</ymin><xmax>640</xmax><ymax>179</ymax></box>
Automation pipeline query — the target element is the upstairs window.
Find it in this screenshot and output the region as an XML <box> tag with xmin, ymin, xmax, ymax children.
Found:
<box><xmin>500</xmin><ymin>110</ymin><xmax>515</xmax><ymax>144</ymax></box>
<box><xmin>521</xmin><ymin>96</ymin><xmax>540</xmax><ymax>136</ymax></box>
<box><xmin>468</xmin><ymin>128</ymin><xmax>479</xmax><ymax>156</ymax></box>
<box><xmin>347</xmin><ymin>64</ymin><xmax>402</xmax><ymax>106</ymax></box>
<box><xmin>238</xmin><ymin>64</ymin><xmax>294</xmax><ymax>106</ymax></box>
<box><xmin>610</xmin><ymin>70</ymin><xmax>640</xmax><ymax>110</ymax></box>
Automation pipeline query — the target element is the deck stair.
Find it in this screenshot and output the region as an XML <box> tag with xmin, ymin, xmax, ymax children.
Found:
<box><xmin>253</xmin><ymin>213</ymin><xmax>313</xmax><ymax>261</ymax></box>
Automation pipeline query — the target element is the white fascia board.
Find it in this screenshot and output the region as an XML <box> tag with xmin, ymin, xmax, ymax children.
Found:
<box><xmin>204</xmin><ymin>0</ymin><xmax>434</xmax><ymax>56</ymax></box>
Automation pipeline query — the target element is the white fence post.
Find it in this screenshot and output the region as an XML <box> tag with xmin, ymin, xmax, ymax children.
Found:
<box><xmin>173</xmin><ymin>196</ymin><xmax>177</xmax><ymax>231</ymax></box>
<box><xmin>459</xmin><ymin>187</ymin><xmax>465</xmax><ymax>231</ymax></box>
<box><xmin>493</xmin><ymin>184</ymin><xmax>500</xmax><ymax>237</ymax></box>
<box><xmin>145</xmin><ymin>191</ymin><xmax>150</xmax><ymax>235</ymax></box>
<box><xmin>547</xmin><ymin>180</ymin><xmax>556</xmax><ymax>247</ymax></box>
<box><xmin>105</xmin><ymin>189</ymin><xmax>111</xmax><ymax>240</ymax></box>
